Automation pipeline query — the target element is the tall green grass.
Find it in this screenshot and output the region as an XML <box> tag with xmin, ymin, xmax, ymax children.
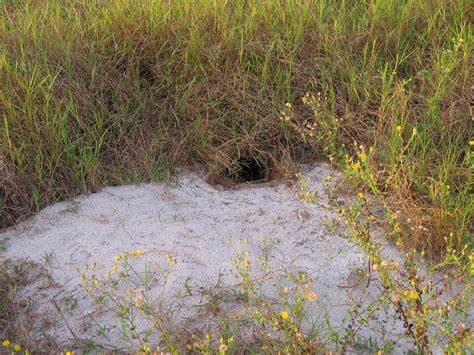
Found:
<box><xmin>1</xmin><ymin>0</ymin><xmax>472</xmax><ymax>255</ymax></box>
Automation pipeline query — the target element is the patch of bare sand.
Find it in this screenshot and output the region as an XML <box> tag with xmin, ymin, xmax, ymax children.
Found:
<box><xmin>1</xmin><ymin>164</ymin><xmax>412</xmax><ymax>352</ymax></box>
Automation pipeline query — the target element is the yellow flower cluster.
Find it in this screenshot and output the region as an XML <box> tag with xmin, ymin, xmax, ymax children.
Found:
<box><xmin>403</xmin><ymin>290</ymin><xmax>419</xmax><ymax>300</ymax></box>
<box><xmin>114</xmin><ymin>249</ymin><xmax>144</xmax><ymax>261</ymax></box>
<box><xmin>165</xmin><ymin>252</ymin><xmax>177</xmax><ymax>264</ymax></box>
<box><xmin>2</xmin><ymin>341</ymin><xmax>21</xmax><ymax>352</ymax></box>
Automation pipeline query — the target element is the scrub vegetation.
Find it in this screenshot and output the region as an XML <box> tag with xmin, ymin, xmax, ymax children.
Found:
<box><xmin>1</xmin><ymin>0</ymin><xmax>472</xmax><ymax>353</ymax></box>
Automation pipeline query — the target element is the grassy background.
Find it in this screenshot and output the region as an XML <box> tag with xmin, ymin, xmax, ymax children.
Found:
<box><xmin>1</xmin><ymin>0</ymin><xmax>472</xmax><ymax>255</ymax></box>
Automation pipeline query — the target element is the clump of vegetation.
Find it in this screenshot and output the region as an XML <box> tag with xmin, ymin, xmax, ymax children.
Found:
<box><xmin>76</xmin><ymin>244</ymin><xmax>326</xmax><ymax>353</ymax></box>
<box><xmin>78</xmin><ymin>250</ymin><xmax>180</xmax><ymax>352</ymax></box>
<box><xmin>311</xmin><ymin>174</ymin><xmax>471</xmax><ymax>353</ymax></box>
<box><xmin>0</xmin><ymin>259</ymin><xmax>52</xmax><ymax>353</ymax></box>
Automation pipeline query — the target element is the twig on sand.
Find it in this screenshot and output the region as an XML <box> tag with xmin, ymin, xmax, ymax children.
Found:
<box><xmin>51</xmin><ymin>298</ymin><xmax>80</xmax><ymax>343</ymax></box>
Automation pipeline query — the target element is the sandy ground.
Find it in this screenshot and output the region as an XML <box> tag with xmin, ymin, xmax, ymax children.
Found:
<box><xmin>1</xmin><ymin>164</ymin><xmax>415</xmax><ymax>352</ymax></box>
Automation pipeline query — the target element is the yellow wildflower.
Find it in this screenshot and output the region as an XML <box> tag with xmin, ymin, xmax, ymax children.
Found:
<box><xmin>114</xmin><ymin>255</ymin><xmax>121</xmax><ymax>261</ymax></box>
<box><xmin>13</xmin><ymin>345</ymin><xmax>21</xmax><ymax>351</ymax></box>
<box><xmin>280</xmin><ymin>311</ymin><xmax>289</xmax><ymax>320</ymax></box>
<box><xmin>2</xmin><ymin>340</ymin><xmax>10</xmax><ymax>347</ymax></box>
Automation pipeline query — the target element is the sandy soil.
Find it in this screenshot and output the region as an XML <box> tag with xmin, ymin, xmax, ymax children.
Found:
<box><xmin>1</xmin><ymin>164</ymin><xmax>414</xmax><ymax>352</ymax></box>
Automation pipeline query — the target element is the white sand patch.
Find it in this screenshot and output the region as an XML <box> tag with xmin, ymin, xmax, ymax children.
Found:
<box><xmin>1</xmin><ymin>164</ymin><xmax>413</xmax><ymax>351</ymax></box>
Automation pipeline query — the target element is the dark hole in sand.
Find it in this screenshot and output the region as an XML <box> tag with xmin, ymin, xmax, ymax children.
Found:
<box><xmin>230</xmin><ymin>156</ymin><xmax>267</xmax><ymax>183</ymax></box>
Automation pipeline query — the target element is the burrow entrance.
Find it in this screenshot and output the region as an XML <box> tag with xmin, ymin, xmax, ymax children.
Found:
<box><xmin>225</xmin><ymin>156</ymin><xmax>268</xmax><ymax>184</ymax></box>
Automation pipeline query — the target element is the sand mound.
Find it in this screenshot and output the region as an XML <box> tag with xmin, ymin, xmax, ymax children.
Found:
<box><xmin>1</xmin><ymin>164</ymin><xmax>411</xmax><ymax>351</ymax></box>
